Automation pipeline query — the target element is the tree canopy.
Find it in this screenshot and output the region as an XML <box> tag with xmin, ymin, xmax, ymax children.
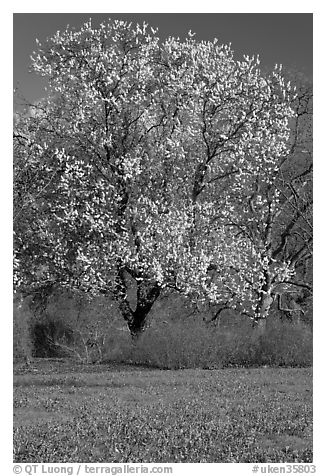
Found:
<box><xmin>14</xmin><ymin>19</ymin><xmax>310</xmax><ymax>336</ymax></box>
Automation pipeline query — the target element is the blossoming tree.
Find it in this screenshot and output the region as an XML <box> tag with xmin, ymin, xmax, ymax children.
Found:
<box><xmin>14</xmin><ymin>19</ymin><xmax>296</xmax><ymax>336</ymax></box>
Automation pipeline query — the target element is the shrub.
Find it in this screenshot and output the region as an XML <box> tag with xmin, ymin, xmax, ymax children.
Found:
<box><xmin>14</xmin><ymin>289</ymin><xmax>312</xmax><ymax>369</ymax></box>
<box><xmin>26</xmin><ymin>289</ymin><xmax>131</xmax><ymax>363</ymax></box>
<box><xmin>31</xmin><ymin>319</ymin><xmax>74</xmax><ymax>358</ymax></box>
<box><xmin>13</xmin><ymin>295</ymin><xmax>33</xmax><ymax>361</ymax></box>
<box><xmin>253</xmin><ymin>316</ymin><xmax>313</xmax><ymax>367</ymax></box>
<box><xmin>106</xmin><ymin>314</ymin><xmax>312</xmax><ymax>369</ymax></box>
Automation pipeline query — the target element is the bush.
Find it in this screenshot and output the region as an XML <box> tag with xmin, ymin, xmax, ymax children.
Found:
<box><xmin>253</xmin><ymin>316</ymin><xmax>313</xmax><ymax>367</ymax></box>
<box><xmin>31</xmin><ymin>319</ymin><xmax>74</xmax><ymax>358</ymax></box>
<box><xmin>107</xmin><ymin>314</ymin><xmax>312</xmax><ymax>369</ymax></box>
<box><xmin>27</xmin><ymin>289</ymin><xmax>130</xmax><ymax>363</ymax></box>
<box><xmin>14</xmin><ymin>289</ymin><xmax>312</xmax><ymax>369</ymax></box>
<box><xmin>13</xmin><ymin>295</ymin><xmax>33</xmax><ymax>361</ymax></box>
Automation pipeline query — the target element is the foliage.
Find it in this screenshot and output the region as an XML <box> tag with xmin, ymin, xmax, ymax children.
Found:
<box><xmin>14</xmin><ymin>19</ymin><xmax>298</xmax><ymax>333</ymax></box>
<box><xmin>15</xmin><ymin>290</ymin><xmax>312</xmax><ymax>368</ymax></box>
<box><xmin>107</xmin><ymin>315</ymin><xmax>312</xmax><ymax>369</ymax></box>
<box><xmin>26</xmin><ymin>289</ymin><xmax>128</xmax><ymax>362</ymax></box>
<box><xmin>13</xmin><ymin>295</ymin><xmax>33</xmax><ymax>361</ymax></box>
<box><xmin>14</xmin><ymin>364</ymin><xmax>312</xmax><ymax>463</ymax></box>
<box><xmin>226</xmin><ymin>73</ymin><xmax>313</xmax><ymax>322</ymax></box>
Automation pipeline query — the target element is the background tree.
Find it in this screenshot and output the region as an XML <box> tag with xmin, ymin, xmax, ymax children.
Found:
<box><xmin>14</xmin><ymin>19</ymin><xmax>296</xmax><ymax>337</ymax></box>
<box><xmin>205</xmin><ymin>74</ymin><xmax>312</xmax><ymax>330</ymax></box>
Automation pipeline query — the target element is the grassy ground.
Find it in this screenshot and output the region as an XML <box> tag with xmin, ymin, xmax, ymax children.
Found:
<box><xmin>13</xmin><ymin>359</ymin><xmax>313</xmax><ymax>463</ymax></box>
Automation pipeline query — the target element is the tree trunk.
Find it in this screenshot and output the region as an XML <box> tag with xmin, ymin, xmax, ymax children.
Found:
<box><xmin>114</xmin><ymin>269</ymin><xmax>161</xmax><ymax>339</ymax></box>
<box><xmin>253</xmin><ymin>272</ymin><xmax>274</xmax><ymax>333</ymax></box>
<box><xmin>127</xmin><ymin>282</ymin><xmax>161</xmax><ymax>339</ymax></box>
<box><xmin>127</xmin><ymin>312</ymin><xmax>150</xmax><ymax>339</ymax></box>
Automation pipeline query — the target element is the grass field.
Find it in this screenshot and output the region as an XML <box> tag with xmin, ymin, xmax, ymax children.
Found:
<box><xmin>13</xmin><ymin>359</ymin><xmax>313</xmax><ymax>463</ymax></box>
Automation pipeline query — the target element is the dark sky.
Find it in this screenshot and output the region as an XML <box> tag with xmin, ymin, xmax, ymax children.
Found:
<box><xmin>13</xmin><ymin>13</ymin><xmax>313</xmax><ymax>108</ymax></box>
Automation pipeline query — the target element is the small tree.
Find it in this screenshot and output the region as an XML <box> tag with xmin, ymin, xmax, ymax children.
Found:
<box><xmin>14</xmin><ymin>19</ymin><xmax>296</xmax><ymax>336</ymax></box>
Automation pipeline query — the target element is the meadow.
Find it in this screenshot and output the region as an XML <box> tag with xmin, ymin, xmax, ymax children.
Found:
<box><xmin>14</xmin><ymin>360</ymin><xmax>312</xmax><ymax>463</ymax></box>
